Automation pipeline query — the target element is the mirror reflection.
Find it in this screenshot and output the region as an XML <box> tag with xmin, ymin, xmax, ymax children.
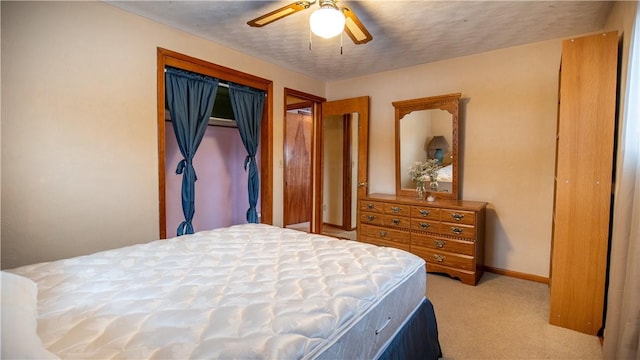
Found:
<box><xmin>399</xmin><ymin>109</ymin><xmax>454</xmax><ymax>192</ymax></box>
<box><xmin>394</xmin><ymin>93</ymin><xmax>460</xmax><ymax>200</ymax></box>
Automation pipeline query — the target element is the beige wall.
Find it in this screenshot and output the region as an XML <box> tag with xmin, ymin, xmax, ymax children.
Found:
<box><xmin>327</xmin><ymin>40</ymin><xmax>562</xmax><ymax>277</ymax></box>
<box><xmin>1</xmin><ymin>1</ymin><xmax>324</xmax><ymax>269</ymax></box>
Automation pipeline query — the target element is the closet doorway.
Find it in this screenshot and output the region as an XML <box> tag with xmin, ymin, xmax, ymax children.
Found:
<box><xmin>156</xmin><ymin>48</ymin><xmax>274</xmax><ymax>239</ymax></box>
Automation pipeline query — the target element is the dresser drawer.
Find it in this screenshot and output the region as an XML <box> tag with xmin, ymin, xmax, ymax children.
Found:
<box><xmin>360</xmin><ymin>212</ymin><xmax>384</xmax><ymax>226</ymax></box>
<box><xmin>410</xmin><ymin>218</ymin><xmax>439</xmax><ymax>232</ymax></box>
<box><xmin>384</xmin><ymin>203</ymin><xmax>411</xmax><ymax>216</ymax></box>
<box><xmin>440</xmin><ymin>209</ymin><xmax>476</xmax><ymax>225</ymax></box>
<box><xmin>438</xmin><ymin>223</ymin><xmax>476</xmax><ymax>240</ymax></box>
<box><xmin>384</xmin><ymin>214</ymin><xmax>411</xmax><ymax>228</ymax></box>
<box><xmin>411</xmin><ymin>206</ymin><xmax>441</xmax><ymax>220</ymax></box>
<box><xmin>360</xmin><ymin>235</ymin><xmax>411</xmax><ymax>252</ymax></box>
<box><xmin>359</xmin><ymin>224</ymin><xmax>410</xmax><ymax>245</ymax></box>
<box><xmin>411</xmin><ymin>233</ymin><xmax>474</xmax><ymax>256</ymax></box>
<box><xmin>413</xmin><ymin>248</ymin><xmax>475</xmax><ymax>271</ymax></box>
<box><xmin>360</xmin><ymin>200</ymin><xmax>384</xmax><ymax>214</ymax></box>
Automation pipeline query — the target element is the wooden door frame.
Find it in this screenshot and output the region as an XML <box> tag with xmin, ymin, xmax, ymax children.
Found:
<box><xmin>341</xmin><ymin>114</ymin><xmax>353</xmax><ymax>231</ymax></box>
<box><xmin>315</xmin><ymin>97</ymin><xmax>370</xmax><ymax>235</ymax></box>
<box><xmin>283</xmin><ymin>88</ymin><xmax>326</xmax><ymax>231</ymax></box>
<box><xmin>157</xmin><ymin>48</ymin><xmax>274</xmax><ymax>239</ymax></box>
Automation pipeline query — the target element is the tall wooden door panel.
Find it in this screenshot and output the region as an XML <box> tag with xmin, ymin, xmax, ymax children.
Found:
<box><xmin>315</xmin><ymin>97</ymin><xmax>369</xmax><ymax>236</ymax></box>
<box><xmin>284</xmin><ymin>111</ymin><xmax>312</xmax><ymax>226</ymax></box>
<box><xmin>550</xmin><ymin>31</ymin><xmax>618</xmax><ymax>335</ymax></box>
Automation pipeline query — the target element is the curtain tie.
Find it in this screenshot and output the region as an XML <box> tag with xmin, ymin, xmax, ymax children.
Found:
<box><xmin>176</xmin><ymin>159</ymin><xmax>187</xmax><ymax>174</ymax></box>
<box><xmin>244</xmin><ymin>155</ymin><xmax>254</xmax><ymax>171</ymax></box>
<box><xmin>176</xmin><ymin>159</ymin><xmax>197</xmax><ymax>180</ymax></box>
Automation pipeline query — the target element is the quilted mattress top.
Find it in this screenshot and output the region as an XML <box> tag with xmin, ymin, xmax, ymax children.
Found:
<box><xmin>11</xmin><ymin>224</ymin><xmax>425</xmax><ymax>359</ymax></box>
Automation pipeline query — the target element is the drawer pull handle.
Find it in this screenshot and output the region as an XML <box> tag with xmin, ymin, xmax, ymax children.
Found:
<box><xmin>419</xmin><ymin>209</ymin><xmax>431</xmax><ymax>217</ymax></box>
<box><xmin>451</xmin><ymin>227</ymin><xmax>464</xmax><ymax>234</ymax></box>
<box><xmin>451</xmin><ymin>213</ymin><xmax>465</xmax><ymax>221</ymax></box>
<box><xmin>379</xmin><ymin>231</ymin><xmax>387</xmax><ymax>237</ymax></box>
<box><xmin>433</xmin><ymin>254</ymin><xmax>445</xmax><ymax>263</ymax></box>
<box><xmin>391</xmin><ymin>207</ymin><xmax>401</xmax><ymax>213</ymax></box>
<box><xmin>392</xmin><ymin>219</ymin><xmax>401</xmax><ymax>225</ymax></box>
<box><xmin>366</xmin><ymin>215</ymin><xmax>376</xmax><ymax>221</ymax></box>
<box><xmin>434</xmin><ymin>240</ymin><xmax>446</xmax><ymax>248</ymax></box>
<box><xmin>420</xmin><ymin>222</ymin><xmax>431</xmax><ymax>229</ymax></box>
<box><xmin>367</xmin><ymin>204</ymin><xmax>375</xmax><ymax>210</ymax></box>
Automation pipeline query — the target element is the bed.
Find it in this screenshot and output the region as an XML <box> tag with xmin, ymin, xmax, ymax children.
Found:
<box><xmin>2</xmin><ymin>224</ymin><xmax>441</xmax><ymax>359</ymax></box>
<box><xmin>435</xmin><ymin>164</ymin><xmax>453</xmax><ymax>193</ymax></box>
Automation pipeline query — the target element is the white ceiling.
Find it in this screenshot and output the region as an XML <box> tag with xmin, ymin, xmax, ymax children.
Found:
<box><xmin>106</xmin><ymin>1</ymin><xmax>614</xmax><ymax>81</ymax></box>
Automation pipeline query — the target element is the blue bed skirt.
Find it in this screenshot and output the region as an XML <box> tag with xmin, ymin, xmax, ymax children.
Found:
<box><xmin>377</xmin><ymin>298</ymin><xmax>442</xmax><ymax>360</ymax></box>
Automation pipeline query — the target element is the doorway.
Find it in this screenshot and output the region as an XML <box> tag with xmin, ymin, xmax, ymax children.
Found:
<box><xmin>321</xmin><ymin>113</ymin><xmax>357</xmax><ymax>239</ymax></box>
<box><xmin>282</xmin><ymin>91</ymin><xmax>369</xmax><ymax>240</ymax></box>
<box><xmin>283</xmin><ymin>103</ymin><xmax>313</xmax><ymax>227</ymax></box>
<box><xmin>316</xmin><ymin>97</ymin><xmax>370</xmax><ymax>239</ymax></box>
<box><xmin>283</xmin><ymin>89</ymin><xmax>325</xmax><ymax>232</ymax></box>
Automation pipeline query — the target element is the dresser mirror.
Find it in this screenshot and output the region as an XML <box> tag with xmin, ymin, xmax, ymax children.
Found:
<box><xmin>393</xmin><ymin>93</ymin><xmax>461</xmax><ymax>200</ymax></box>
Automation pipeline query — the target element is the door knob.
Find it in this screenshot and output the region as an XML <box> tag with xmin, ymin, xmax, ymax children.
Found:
<box><xmin>358</xmin><ymin>182</ymin><xmax>368</xmax><ymax>187</ymax></box>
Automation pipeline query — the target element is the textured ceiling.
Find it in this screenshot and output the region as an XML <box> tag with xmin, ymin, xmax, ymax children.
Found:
<box><xmin>107</xmin><ymin>1</ymin><xmax>614</xmax><ymax>81</ymax></box>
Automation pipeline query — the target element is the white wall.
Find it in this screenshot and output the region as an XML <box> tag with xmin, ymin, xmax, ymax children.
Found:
<box><xmin>327</xmin><ymin>40</ymin><xmax>562</xmax><ymax>277</ymax></box>
<box><xmin>1</xmin><ymin>1</ymin><xmax>324</xmax><ymax>269</ymax></box>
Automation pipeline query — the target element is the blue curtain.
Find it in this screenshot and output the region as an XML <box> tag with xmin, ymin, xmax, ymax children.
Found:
<box><xmin>229</xmin><ymin>84</ymin><xmax>265</xmax><ymax>223</ymax></box>
<box><xmin>165</xmin><ymin>67</ymin><xmax>219</xmax><ymax>236</ymax></box>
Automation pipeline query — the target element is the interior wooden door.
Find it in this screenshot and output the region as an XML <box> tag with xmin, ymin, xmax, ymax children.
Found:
<box><xmin>314</xmin><ymin>96</ymin><xmax>369</xmax><ymax>236</ymax></box>
<box><xmin>283</xmin><ymin>109</ymin><xmax>313</xmax><ymax>226</ymax></box>
<box><xmin>283</xmin><ymin>88</ymin><xmax>325</xmax><ymax>231</ymax></box>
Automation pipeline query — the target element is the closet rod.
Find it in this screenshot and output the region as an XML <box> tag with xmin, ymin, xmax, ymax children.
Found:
<box><xmin>163</xmin><ymin>68</ymin><xmax>230</xmax><ymax>87</ymax></box>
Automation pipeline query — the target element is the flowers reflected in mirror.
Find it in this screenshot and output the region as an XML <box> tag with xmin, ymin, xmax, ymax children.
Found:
<box><xmin>408</xmin><ymin>159</ymin><xmax>442</xmax><ymax>200</ymax></box>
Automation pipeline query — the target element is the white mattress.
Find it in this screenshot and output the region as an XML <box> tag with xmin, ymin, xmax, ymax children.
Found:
<box><xmin>10</xmin><ymin>224</ymin><xmax>426</xmax><ymax>359</ymax></box>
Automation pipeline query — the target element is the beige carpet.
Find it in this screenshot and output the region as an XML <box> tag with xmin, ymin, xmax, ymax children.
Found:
<box><xmin>426</xmin><ymin>272</ymin><xmax>603</xmax><ymax>360</ymax></box>
<box><xmin>286</xmin><ymin>222</ymin><xmax>357</xmax><ymax>241</ymax></box>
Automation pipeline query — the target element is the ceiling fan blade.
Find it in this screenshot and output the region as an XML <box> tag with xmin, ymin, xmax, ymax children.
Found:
<box><xmin>247</xmin><ymin>1</ymin><xmax>313</xmax><ymax>27</ymax></box>
<box><xmin>341</xmin><ymin>6</ymin><xmax>372</xmax><ymax>44</ymax></box>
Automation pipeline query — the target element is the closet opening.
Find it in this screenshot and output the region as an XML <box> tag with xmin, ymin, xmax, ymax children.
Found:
<box><xmin>157</xmin><ymin>48</ymin><xmax>273</xmax><ymax>239</ymax></box>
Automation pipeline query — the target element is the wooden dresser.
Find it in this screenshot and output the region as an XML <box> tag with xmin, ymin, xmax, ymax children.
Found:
<box><xmin>358</xmin><ymin>193</ymin><xmax>487</xmax><ymax>285</ymax></box>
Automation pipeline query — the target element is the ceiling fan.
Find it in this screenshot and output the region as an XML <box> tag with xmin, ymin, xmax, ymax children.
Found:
<box><xmin>247</xmin><ymin>0</ymin><xmax>373</xmax><ymax>45</ymax></box>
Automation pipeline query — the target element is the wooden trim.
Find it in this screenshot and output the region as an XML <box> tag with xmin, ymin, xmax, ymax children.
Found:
<box><xmin>157</xmin><ymin>50</ymin><xmax>167</xmax><ymax>239</ymax></box>
<box><xmin>157</xmin><ymin>47</ymin><xmax>274</xmax><ymax>237</ymax></box>
<box><xmin>342</xmin><ymin>114</ymin><xmax>352</xmax><ymax>230</ymax></box>
<box><xmin>483</xmin><ymin>265</ymin><xmax>549</xmax><ymax>284</ymax></box>
<box><xmin>286</xmin><ymin>102</ymin><xmax>314</xmax><ymax>111</ymax></box>
<box><xmin>261</xmin><ymin>81</ymin><xmax>274</xmax><ymax>225</ymax></box>
<box><xmin>285</xmin><ymin>88</ymin><xmax>326</xmax><ymax>103</ymax></box>
<box><xmin>313</xmin><ymin>104</ymin><xmax>324</xmax><ymax>234</ymax></box>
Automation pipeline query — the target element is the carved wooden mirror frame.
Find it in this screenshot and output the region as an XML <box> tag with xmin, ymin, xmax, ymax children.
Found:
<box><xmin>393</xmin><ymin>93</ymin><xmax>461</xmax><ymax>200</ymax></box>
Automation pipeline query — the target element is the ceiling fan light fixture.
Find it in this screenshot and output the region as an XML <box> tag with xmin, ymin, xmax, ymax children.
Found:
<box><xmin>309</xmin><ymin>6</ymin><xmax>345</xmax><ymax>39</ymax></box>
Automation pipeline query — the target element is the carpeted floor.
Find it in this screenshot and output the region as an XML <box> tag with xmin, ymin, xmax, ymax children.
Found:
<box><xmin>426</xmin><ymin>272</ymin><xmax>603</xmax><ymax>360</ymax></box>
<box><xmin>286</xmin><ymin>222</ymin><xmax>357</xmax><ymax>241</ymax></box>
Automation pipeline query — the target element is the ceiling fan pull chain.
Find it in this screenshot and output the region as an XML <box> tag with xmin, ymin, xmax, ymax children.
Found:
<box><xmin>309</xmin><ymin>25</ymin><xmax>313</xmax><ymax>50</ymax></box>
<box><xmin>340</xmin><ymin>31</ymin><xmax>343</xmax><ymax>55</ymax></box>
